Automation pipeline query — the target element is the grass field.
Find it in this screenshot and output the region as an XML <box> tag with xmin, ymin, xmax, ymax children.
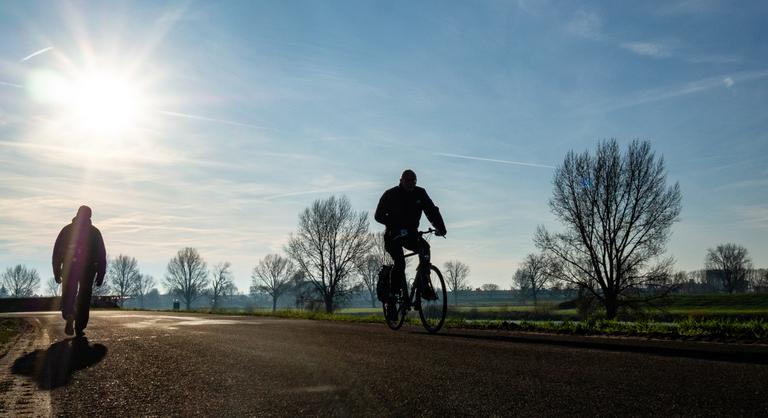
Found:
<box><xmin>650</xmin><ymin>294</ymin><xmax>768</xmax><ymax>315</ymax></box>
<box><xmin>339</xmin><ymin>293</ymin><xmax>768</xmax><ymax>321</ymax></box>
<box><xmin>185</xmin><ymin>307</ymin><xmax>768</xmax><ymax>342</ymax></box>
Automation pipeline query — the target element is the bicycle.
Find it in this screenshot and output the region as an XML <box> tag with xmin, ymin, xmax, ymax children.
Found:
<box><xmin>382</xmin><ymin>229</ymin><xmax>447</xmax><ymax>334</ymax></box>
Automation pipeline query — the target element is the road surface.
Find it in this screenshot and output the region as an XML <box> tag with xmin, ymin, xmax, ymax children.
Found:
<box><xmin>1</xmin><ymin>311</ymin><xmax>768</xmax><ymax>417</ymax></box>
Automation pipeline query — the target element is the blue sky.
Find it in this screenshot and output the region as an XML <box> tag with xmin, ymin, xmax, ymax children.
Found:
<box><xmin>1</xmin><ymin>0</ymin><xmax>766</xmax><ymax>293</ymax></box>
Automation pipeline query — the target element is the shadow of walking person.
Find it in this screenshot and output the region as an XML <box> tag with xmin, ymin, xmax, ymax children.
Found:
<box><xmin>10</xmin><ymin>337</ymin><xmax>108</xmax><ymax>390</ymax></box>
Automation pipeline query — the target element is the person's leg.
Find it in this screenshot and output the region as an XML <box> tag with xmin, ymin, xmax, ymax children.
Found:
<box><xmin>417</xmin><ymin>237</ymin><xmax>431</xmax><ymax>271</ymax></box>
<box><xmin>75</xmin><ymin>274</ymin><xmax>94</xmax><ymax>336</ymax></box>
<box><xmin>60</xmin><ymin>275</ymin><xmax>77</xmax><ymax>320</ymax></box>
<box><xmin>60</xmin><ymin>274</ymin><xmax>77</xmax><ymax>335</ymax></box>
<box><xmin>408</xmin><ymin>237</ymin><xmax>434</xmax><ymax>299</ymax></box>
<box><xmin>384</xmin><ymin>238</ymin><xmax>407</xmax><ymax>300</ymax></box>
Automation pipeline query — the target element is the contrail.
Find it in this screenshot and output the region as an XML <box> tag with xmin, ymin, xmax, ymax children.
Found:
<box><xmin>436</xmin><ymin>152</ymin><xmax>555</xmax><ymax>169</ymax></box>
<box><xmin>157</xmin><ymin>110</ymin><xmax>269</xmax><ymax>130</ymax></box>
<box><xmin>0</xmin><ymin>81</ymin><xmax>23</xmax><ymax>88</ymax></box>
<box><xmin>603</xmin><ymin>69</ymin><xmax>768</xmax><ymax>112</ymax></box>
<box><xmin>263</xmin><ymin>181</ymin><xmax>381</xmax><ymax>201</ymax></box>
<box><xmin>20</xmin><ymin>46</ymin><xmax>54</xmax><ymax>62</ymax></box>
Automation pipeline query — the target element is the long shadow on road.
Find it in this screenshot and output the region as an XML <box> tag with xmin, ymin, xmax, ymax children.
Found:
<box><xmin>433</xmin><ymin>331</ymin><xmax>768</xmax><ymax>365</ymax></box>
<box><xmin>10</xmin><ymin>336</ymin><xmax>107</xmax><ymax>390</ymax></box>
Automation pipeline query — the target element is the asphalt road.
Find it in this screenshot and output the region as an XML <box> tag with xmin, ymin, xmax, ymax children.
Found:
<box><xmin>2</xmin><ymin>311</ymin><xmax>768</xmax><ymax>417</ymax></box>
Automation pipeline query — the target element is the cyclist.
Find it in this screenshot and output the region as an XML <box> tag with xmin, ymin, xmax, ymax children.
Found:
<box><xmin>375</xmin><ymin>169</ymin><xmax>446</xmax><ymax>319</ymax></box>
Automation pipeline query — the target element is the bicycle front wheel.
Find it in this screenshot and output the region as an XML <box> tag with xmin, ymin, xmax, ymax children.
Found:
<box><xmin>417</xmin><ymin>265</ymin><xmax>447</xmax><ymax>333</ymax></box>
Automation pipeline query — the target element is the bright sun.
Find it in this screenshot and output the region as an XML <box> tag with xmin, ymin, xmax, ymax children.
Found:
<box><xmin>71</xmin><ymin>71</ymin><xmax>144</xmax><ymax>134</ymax></box>
<box><xmin>30</xmin><ymin>67</ymin><xmax>148</xmax><ymax>138</ymax></box>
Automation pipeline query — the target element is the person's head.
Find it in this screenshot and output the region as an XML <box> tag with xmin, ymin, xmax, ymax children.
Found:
<box><xmin>399</xmin><ymin>169</ymin><xmax>417</xmax><ymax>192</ymax></box>
<box><xmin>75</xmin><ymin>205</ymin><xmax>92</xmax><ymax>221</ymax></box>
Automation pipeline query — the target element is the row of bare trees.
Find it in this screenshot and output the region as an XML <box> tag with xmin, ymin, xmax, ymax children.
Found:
<box><xmin>0</xmin><ymin>265</ymin><xmax>41</xmax><ymax>297</ymax></box>
<box><xmin>163</xmin><ymin>248</ymin><xmax>238</xmax><ymax>310</ymax></box>
<box><xmin>261</xmin><ymin>195</ymin><xmax>476</xmax><ymax>312</ymax></box>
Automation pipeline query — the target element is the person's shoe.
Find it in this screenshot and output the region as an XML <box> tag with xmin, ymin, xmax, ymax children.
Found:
<box><xmin>385</xmin><ymin>302</ymin><xmax>398</xmax><ymax>321</ymax></box>
<box><xmin>421</xmin><ymin>279</ymin><xmax>438</xmax><ymax>301</ymax></box>
<box><xmin>75</xmin><ymin>328</ymin><xmax>85</xmax><ymax>338</ymax></box>
<box><xmin>64</xmin><ymin>320</ymin><xmax>74</xmax><ymax>336</ymax></box>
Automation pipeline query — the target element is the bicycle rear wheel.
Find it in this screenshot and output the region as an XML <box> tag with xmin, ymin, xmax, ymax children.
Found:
<box><xmin>383</xmin><ymin>291</ymin><xmax>407</xmax><ymax>331</ymax></box>
<box><xmin>417</xmin><ymin>265</ymin><xmax>447</xmax><ymax>333</ymax></box>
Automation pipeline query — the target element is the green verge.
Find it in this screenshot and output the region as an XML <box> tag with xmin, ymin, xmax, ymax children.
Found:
<box><xmin>127</xmin><ymin>307</ymin><xmax>768</xmax><ymax>342</ymax></box>
<box><xmin>443</xmin><ymin>317</ymin><xmax>768</xmax><ymax>341</ymax></box>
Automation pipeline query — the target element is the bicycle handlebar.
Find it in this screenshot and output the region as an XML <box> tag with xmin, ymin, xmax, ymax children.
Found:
<box><xmin>420</xmin><ymin>228</ymin><xmax>445</xmax><ymax>238</ymax></box>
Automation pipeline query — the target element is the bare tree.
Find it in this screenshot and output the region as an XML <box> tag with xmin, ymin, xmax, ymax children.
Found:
<box><xmin>667</xmin><ymin>271</ymin><xmax>689</xmax><ymax>294</ymax></box>
<box><xmin>754</xmin><ymin>269</ymin><xmax>768</xmax><ymax>294</ymax></box>
<box><xmin>1</xmin><ymin>265</ymin><xmax>41</xmax><ymax>297</ymax></box>
<box><xmin>444</xmin><ymin>260</ymin><xmax>470</xmax><ymax>306</ymax></box>
<box><xmin>535</xmin><ymin>139</ymin><xmax>681</xmax><ymax>319</ymax></box>
<box><xmin>514</xmin><ymin>253</ymin><xmax>552</xmax><ymax>305</ymax></box>
<box><xmin>108</xmin><ymin>255</ymin><xmax>141</xmax><ymax>307</ymax></box>
<box><xmin>513</xmin><ymin>269</ymin><xmax>531</xmax><ymax>295</ymax></box>
<box><xmin>92</xmin><ymin>279</ymin><xmax>112</xmax><ymax>297</ymax></box>
<box><xmin>209</xmin><ymin>262</ymin><xmax>237</xmax><ymax>310</ymax></box>
<box><xmin>252</xmin><ymin>255</ymin><xmax>295</xmax><ymax>312</ymax></box>
<box><xmin>355</xmin><ymin>232</ymin><xmax>393</xmax><ymax>307</ymax></box>
<box><xmin>705</xmin><ymin>243</ymin><xmax>752</xmax><ymax>293</ymax></box>
<box><xmin>135</xmin><ymin>274</ymin><xmax>157</xmax><ymax>309</ymax></box>
<box><xmin>0</xmin><ymin>285</ymin><xmax>7</xmax><ymax>298</ymax></box>
<box><xmin>356</xmin><ymin>255</ymin><xmax>381</xmax><ymax>308</ymax></box>
<box><xmin>480</xmin><ymin>283</ymin><xmax>500</xmax><ymax>298</ymax></box>
<box><xmin>45</xmin><ymin>276</ymin><xmax>61</xmax><ymax>297</ymax></box>
<box><xmin>285</xmin><ymin>195</ymin><xmax>372</xmax><ymax>313</ymax></box>
<box><xmin>164</xmin><ymin>247</ymin><xmax>209</xmax><ymax>310</ymax></box>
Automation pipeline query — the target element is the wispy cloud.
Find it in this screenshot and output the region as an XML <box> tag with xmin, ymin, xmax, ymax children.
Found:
<box><xmin>436</xmin><ymin>152</ymin><xmax>555</xmax><ymax>169</ymax></box>
<box><xmin>157</xmin><ymin>110</ymin><xmax>271</xmax><ymax>130</ymax></box>
<box><xmin>565</xmin><ymin>9</ymin><xmax>603</xmax><ymax>40</ymax></box>
<box><xmin>566</xmin><ymin>11</ymin><xmax>680</xmax><ymax>60</ymax></box>
<box><xmin>656</xmin><ymin>0</ymin><xmax>721</xmax><ymax>16</ymax></box>
<box><xmin>20</xmin><ymin>46</ymin><xmax>54</xmax><ymax>62</ymax></box>
<box><xmin>732</xmin><ymin>204</ymin><xmax>768</xmax><ymax>229</ymax></box>
<box><xmin>620</xmin><ymin>42</ymin><xmax>674</xmax><ymax>58</ymax></box>
<box><xmin>687</xmin><ymin>53</ymin><xmax>742</xmax><ymax>64</ymax></box>
<box><xmin>0</xmin><ymin>81</ymin><xmax>23</xmax><ymax>88</ymax></box>
<box><xmin>714</xmin><ymin>178</ymin><xmax>768</xmax><ymax>191</ymax></box>
<box><xmin>599</xmin><ymin>69</ymin><xmax>768</xmax><ymax>111</ymax></box>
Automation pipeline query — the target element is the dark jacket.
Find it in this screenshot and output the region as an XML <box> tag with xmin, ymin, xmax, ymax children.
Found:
<box><xmin>375</xmin><ymin>185</ymin><xmax>446</xmax><ymax>237</ymax></box>
<box><xmin>52</xmin><ymin>218</ymin><xmax>107</xmax><ymax>285</ymax></box>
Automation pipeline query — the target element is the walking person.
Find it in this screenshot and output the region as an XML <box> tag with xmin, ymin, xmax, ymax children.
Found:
<box><xmin>52</xmin><ymin>206</ymin><xmax>107</xmax><ymax>337</ymax></box>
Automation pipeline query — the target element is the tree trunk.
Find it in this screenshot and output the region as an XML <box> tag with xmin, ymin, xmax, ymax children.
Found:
<box><xmin>272</xmin><ymin>297</ymin><xmax>277</xmax><ymax>312</ymax></box>
<box><xmin>605</xmin><ymin>292</ymin><xmax>618</xmax><ymax>319</ymax></box>
<box><xmin>324</xmin><ymin>294</ymin><xmax>334</xmax><ymax>313</ymax></box>
<box><xmin>186</xmin><ymin>300</ymin><xmax>191</xmax><ymax>310</ymax></box>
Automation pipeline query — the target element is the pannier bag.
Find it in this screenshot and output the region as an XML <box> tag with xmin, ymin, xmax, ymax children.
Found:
<box><xmin>376</xmin><ymin>264</ymin><xmax>393</xmax><ymax>302</ymax></box>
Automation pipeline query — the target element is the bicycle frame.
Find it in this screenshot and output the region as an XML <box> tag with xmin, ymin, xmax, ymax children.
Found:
<box><xmin>400</xmin><ymin>229</ymin><xmax>435</xmax><ymax>308</ymax></box>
